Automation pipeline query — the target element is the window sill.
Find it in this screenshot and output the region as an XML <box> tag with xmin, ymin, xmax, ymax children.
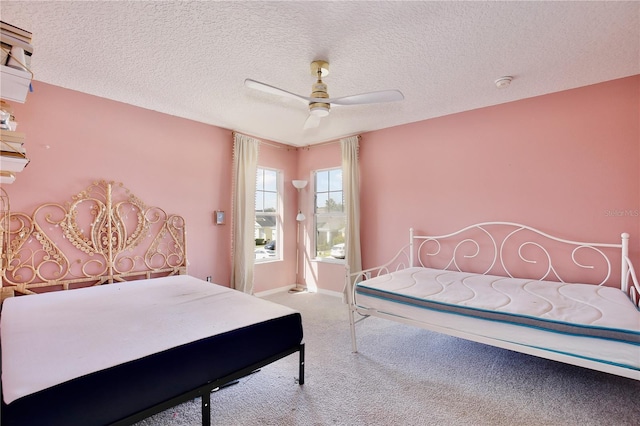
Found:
<box><xmin>312</xmin><ymin>257</ymin><xmax>345</xmax><ymax>264</ymax></box>
<box><xmin>255</xmin><ymin>258</ymin><xmax>282</xmax><ymax>265</ymax></box>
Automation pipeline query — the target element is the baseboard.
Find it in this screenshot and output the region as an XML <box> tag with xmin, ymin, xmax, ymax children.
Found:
<box><xmin>316</xmin><ymin>288</ymin><xmax>344</xmax><ymax>299</ymax></box>
<box><xmin>254</xmin><ymin>285</ymin><xmax>298</xmax><ymax>298</ymax></box>
<box><xmin>255</xmin><ymin>285</ymin><xmax>343</xmax><ymax>299</ymax></box>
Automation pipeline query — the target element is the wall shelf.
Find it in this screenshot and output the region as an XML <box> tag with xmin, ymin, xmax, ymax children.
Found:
<box><xmin>1</xmin><ymin>64</ymin><xmax>31</xmax><ymax>103</ymax></box>
<box><xmin>0</xmin><ymin>154</ymin><xmax>29</xmax><ymax>172</ymax></box>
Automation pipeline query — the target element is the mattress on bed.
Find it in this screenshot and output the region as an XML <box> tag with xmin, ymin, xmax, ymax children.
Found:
<box><xmin>355</xmin><ymin>267</ymin><xmax>640</xmax><ymax>371</ymax></box>
<box><xmin>356</xmin><ymin>267</ymin><xmax>640</xmax><ymax>342</ymax></box>
<box><xmin>1</xmin><ymin>275</ymin><xmax>303</xmax><ymax>425</ymax></box>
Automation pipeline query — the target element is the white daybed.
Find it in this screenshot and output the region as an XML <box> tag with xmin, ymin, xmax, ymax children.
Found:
<box><xmin>346</xmin><ymin>222</ymin><xmax>639</xmax><ymax>380</ymax></box>
<box><xmin>0</xmin><ymin>181</ymin><xmax>304</xmax><ymax>426</ymax></box>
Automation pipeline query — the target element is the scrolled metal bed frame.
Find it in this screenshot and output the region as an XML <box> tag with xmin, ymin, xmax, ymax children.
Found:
<box><xmin>347</xmin><ymin>222</ymin><xmax>640</xmax><ymax>380</ymax></box>
<box><xmin>0</xmin><ymin>180</ymin><xmax>305</xmax><ymax>426</ymax></box>
<box><xmin>0</xmin><ymin>180</ymin><xmax>187</xmax><ymax>300</ymax></box>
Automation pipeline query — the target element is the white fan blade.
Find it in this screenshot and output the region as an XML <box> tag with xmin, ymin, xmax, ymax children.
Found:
<box><xmin>246</xmin><ymin>78</ymin><xmax>404</xmax><ymax>108</ymax></box>
<box><xmin>244</xmin><ymin>79</ymin><xmax>309</xmax><ymax>105</ymax></box>
<box><xmin>303</xmin><ymin>114</ymin><xmax>321</xmax><ymax>130</ymax></box>
<box><xmin>328</xmin><ymin>90</ymin><xmax>404</xmax><ymax>106</ymax></box>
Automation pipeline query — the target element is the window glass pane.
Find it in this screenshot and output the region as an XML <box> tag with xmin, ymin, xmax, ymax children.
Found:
<box><xmin>316</xmin><ymin>170</ymin><xmax>329</xmax><ymax>192</ymax></box>
<box><xmin>264</xmin><ymin>169</ymin><xmax>277</xmax><ymax>192</ymax></box>
<box><xmin>255</xmin><ymin>215</ymin><xmax>276</xmax><ymax>239</ymax></box>
<box><xmin>326</xmin><ymin>193</ymin><xmax>343</xmax><ymax>213</ymax></box>
<box><xmin>255</xmin><ymin>167</ymin><xmax>280</xmax><ymax>262</ymax></box>
<box><xmin>316</xmin><ymin>215</ymin><xmax>346</xmax><ymax>258</ymax></box>
<box><xmin>316</xmin><ymin>192</ymin><xmax>328</xmax><ymax>212</ymax></box>
<box><xmin>314</xmin><ymin>167</ymin><xmax>345</xmax><ymax>260</ymax></box>
<box><xmin>263</xmin><ymin>192</ymin><xmax>277</xmax><ymax>212</ymax></box>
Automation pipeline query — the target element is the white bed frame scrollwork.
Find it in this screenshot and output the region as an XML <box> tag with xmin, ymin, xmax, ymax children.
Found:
<box><xmin>347</xmin><ymin>222</ymin><xmax>640</xmax><ymax>380</ymax></box>
<box><xmin>0</xmin><ymin>180</ymin><xmax>187</xmax><ymax>301</ymax></box>
<box><xmin>408</xmin><ymin>223</ymin><xmax>639</xmax><ymax>302</ymax></box>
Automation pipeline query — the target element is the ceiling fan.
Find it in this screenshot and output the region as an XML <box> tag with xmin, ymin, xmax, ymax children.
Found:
<box><xmin>244</xmin><ymin>60</ymin><xmax>404</xmax><ymax>129</ymax></box>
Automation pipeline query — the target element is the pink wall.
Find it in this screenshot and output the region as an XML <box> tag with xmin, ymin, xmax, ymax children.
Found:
<box><xmin>4</xmin><ymin>82</ymin><xmax>306</xmax><ymax>293</ymax></box>
<box><xmin>359</xmin><ymin>75</ymin><xmax>640</xmax><ymax>273</ymax></box>
<box><xmin>5</xmin><ymin>82</ymin><xmax>234</xmax><ymax>285</ymax></box>
<box><xmin>3</xmin><ymin>75</ymin><xmax>638</xmax><ymax>294</ymax></box>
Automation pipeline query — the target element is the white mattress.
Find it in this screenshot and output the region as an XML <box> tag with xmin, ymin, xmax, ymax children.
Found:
<box><xmin>1</xmin><ymin>275</ymin><xmax>300</xmax><ymax>404</ymax></box>
<box><xmin>356</xmin><ymin>267</ymin><xmax>640</xmax><ymax>371</ymax></box>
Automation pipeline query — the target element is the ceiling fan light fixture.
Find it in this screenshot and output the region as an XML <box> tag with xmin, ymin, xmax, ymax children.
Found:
<box><xmin>309</xmin><ymin>103</ymin><xmax>330</xmax><ymax>117</ymax></box>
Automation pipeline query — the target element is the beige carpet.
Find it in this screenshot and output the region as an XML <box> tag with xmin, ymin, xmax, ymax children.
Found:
<box><xmin>136</xmin><ymin>291</ymin><xmax>639</xmax><ymax>426</ymax></box>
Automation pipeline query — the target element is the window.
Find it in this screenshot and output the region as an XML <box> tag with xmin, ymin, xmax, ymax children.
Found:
<box><xmin>255</xmin><ymin>167</ymin><xmax>281</xmax><ymax>261</ymax></box>
<box><xmin>314</xmin><ymin>168</ymin><xmax>345</xmax><ymax>260</ymax></box>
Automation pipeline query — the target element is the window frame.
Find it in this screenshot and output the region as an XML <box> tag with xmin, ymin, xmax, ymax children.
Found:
<box><xmin>313</xmin><ymin>167</ymin><xmax>346</xmax><ymax>262</ymax></box>
<box><xmin>255</xmin><ymin>167</ymin><xmax>282</xmax><ymax>263</ymax></box>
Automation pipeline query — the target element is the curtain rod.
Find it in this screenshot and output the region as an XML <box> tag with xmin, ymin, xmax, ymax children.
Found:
<box><xmin>298</xmin><ymin>134</ymin><xmax>361</xmax><ymax>151</ymax></box>
<box><xmin>232</xmin><ymin>131</ymin><xmax>295</xmax><ymax>151</ymax></box>
<box><xmin>232</xmin><ymin>131</ymin><xmax>360</xmax><ymax>151</ymax></box>
<box><xmin>262</xmin><ymin>141</ymin><xmax>294</xmax><ymax>150</ymax></box>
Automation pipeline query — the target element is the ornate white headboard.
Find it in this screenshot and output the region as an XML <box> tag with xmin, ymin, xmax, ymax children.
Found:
<box><xmin>0</xmin><ymin>180</ymin><xmax>187</xmax><ymax>300</ymax></box>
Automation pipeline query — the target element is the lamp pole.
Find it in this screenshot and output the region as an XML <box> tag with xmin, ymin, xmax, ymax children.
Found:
<box><xmin>291</xmin><ymin>180</ymin><xmax>308</xmax><ymax>292</ymax></box>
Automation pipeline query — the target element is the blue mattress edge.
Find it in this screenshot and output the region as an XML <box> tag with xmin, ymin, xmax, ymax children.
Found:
<box><xmin>356</xmin><ymin>284</ymin><xmax>640</xmax><ymax>345</ymax></box>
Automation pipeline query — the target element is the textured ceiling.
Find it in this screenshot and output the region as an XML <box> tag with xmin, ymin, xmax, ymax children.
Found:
<box><xmin>1</xmin><ymin>1</ymin><xmax>639</xmax><ymax>147</ymax></box>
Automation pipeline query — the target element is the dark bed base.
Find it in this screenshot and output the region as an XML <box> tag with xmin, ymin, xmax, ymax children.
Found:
<box><xmin>113</xmin><ymin>343</ymin><xmax>305</xmax><ymax>426</ymax></box>
<box><xmin>0</xmin><ymin>343</ymin><xmax>304</xmax><ymax>426</ymax></box>
<box><xmin>2</xmin><ymin>314</ymin><xmax>305</xmax><ymax>426</ymax></box>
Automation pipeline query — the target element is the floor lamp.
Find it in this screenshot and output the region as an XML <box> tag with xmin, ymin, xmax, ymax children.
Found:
<box><xmin>291</xmin><ymin>180</ymin><xmax>307</xmax><ymax>292</ymax></box>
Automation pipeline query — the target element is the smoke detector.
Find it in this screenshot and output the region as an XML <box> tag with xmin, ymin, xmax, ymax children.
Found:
<box><xmin>495</xmin><ymin>76</ymin><xmax>513</xmax><ymax>89</ymax></box>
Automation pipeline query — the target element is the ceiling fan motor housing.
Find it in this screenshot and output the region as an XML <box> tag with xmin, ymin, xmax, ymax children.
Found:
<box><xmin>309</xmin><ymin>81</ymin><xmax>330</xmax><ymax>116</ymax></box>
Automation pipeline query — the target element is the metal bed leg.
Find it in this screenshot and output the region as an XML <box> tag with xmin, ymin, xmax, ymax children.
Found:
<box><xmin>298</xmin><ymin>343</ymin><xmax>305</xmax><ymax>385</ymax></box>
<box><xmin>349</xmin><ymin>306</ymin><xmax>358</xmax><ymax>353</ymax></box>
<box><xmin>201</xmin><ymin>390</ymin><xmax>211</xmax><ymax>426</ymax></box>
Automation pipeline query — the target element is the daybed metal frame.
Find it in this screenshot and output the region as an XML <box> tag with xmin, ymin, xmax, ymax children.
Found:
<box><xmin>346</xmin><ymin>222</ymin><xmax>639</xmax><ymax>380</ymax></box>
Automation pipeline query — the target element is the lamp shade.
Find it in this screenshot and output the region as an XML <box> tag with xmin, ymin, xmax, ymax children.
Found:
<box><xmin>292</xmin><ymin>180</ymin><xmax>308</xmax><ymax>190</ymax></box>
<box><xmin>296</xmin><ymin>211</ymin><xmax>306</xmax><ymax>221</ymax></box>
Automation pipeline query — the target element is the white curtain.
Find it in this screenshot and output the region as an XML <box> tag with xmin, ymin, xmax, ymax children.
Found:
<box><xmin>231</xmin><ymin>133</ymin><xmax>259</xmax><ymax>294</ymax></box>
<box><xmin>341</xmin><ymin>135</ymin><xmax>362</xmax><ymax>298</ymax></box>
